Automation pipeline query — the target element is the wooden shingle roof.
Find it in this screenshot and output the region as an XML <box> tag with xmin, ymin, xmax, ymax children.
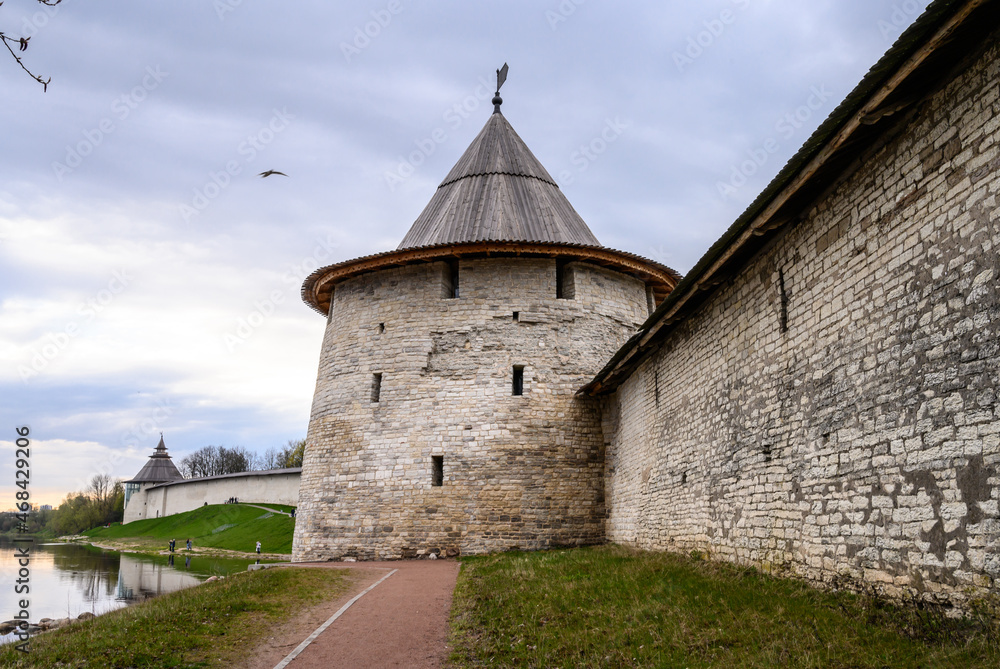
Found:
<box><xmin>398</xmin><ymin>111</ymin><xmax>601</xmax><ymax>249</ymax></box>
<box><xmin>126</xmin><ymin>435</ymin><xmax>184</xmax><ymax>484</ymax></box>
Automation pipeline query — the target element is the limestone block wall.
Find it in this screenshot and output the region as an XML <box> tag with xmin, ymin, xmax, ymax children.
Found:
<box><xmin>123</xmin><ymin>470</ymin><xmax>300</xmax><ymax>523</ymax></box>
<box><xmin>294</xmin><ymin>256</ymin><xmax>648</xmax><ymax>561</ymax></box>
<box><xmin>604</xmin><ymin>37</ymin><xmax>1000</xmax><ymax>606</ymax></box>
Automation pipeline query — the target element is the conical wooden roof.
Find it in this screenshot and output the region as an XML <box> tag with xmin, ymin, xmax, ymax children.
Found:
<box><xmin>127</xmin><ymin>435</ymin><xmax>184</xmax><ymax>484</ymax></box>
<box><xmin>398</xmin><ymin>111</ymin><xmax>601</xmax><ymax>249</ymax></box>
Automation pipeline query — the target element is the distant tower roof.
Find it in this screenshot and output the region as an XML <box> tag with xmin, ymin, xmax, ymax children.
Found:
<box><xmin>397</xmin><ymin>111</ymin><xmax>601</xmax><ymax>249</ymax></box>
<box><xmin>126</xmin><ymin>434</ymin><xmax>184</xmax><ymax>484</ymax></box>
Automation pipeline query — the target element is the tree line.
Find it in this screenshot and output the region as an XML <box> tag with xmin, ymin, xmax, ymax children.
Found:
<box><xmin>177</xmin><ymin>439</ymin><xmax>304</xmax><ymax>477</ymax></box>
<box><xmin>0</xmin><ymin>473</ymin><xmax>122</xmax><ymax>536</ymax></box>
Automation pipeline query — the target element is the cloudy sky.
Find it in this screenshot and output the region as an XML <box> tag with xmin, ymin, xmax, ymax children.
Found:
<box><xmin>0</xmin><ymin>0</ymin><xmax>931</xmax><ymax>506</ymax></box>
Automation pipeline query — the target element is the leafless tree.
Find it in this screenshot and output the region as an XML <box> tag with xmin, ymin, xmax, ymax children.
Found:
<box><xmin>1</xmin><ymin>0</ymin><xmax>64</xmax><ymax>90</ymax></box>
<box><xmin>179</xmin><ymin>445</ymin><xmax>257</xmax><ymax>477</ymax></box>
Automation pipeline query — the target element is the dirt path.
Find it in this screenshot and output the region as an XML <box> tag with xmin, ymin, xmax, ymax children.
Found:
<box><xmin>242</xmin><ymin>560</ymin><xmax>460</xmax><ymax>669</ymax></box>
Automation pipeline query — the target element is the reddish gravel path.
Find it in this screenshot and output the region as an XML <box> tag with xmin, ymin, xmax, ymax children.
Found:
<box><xmin>267</xmin><ymin>560</ymin><xmax>460</xmax><ymax>669</ymax></box>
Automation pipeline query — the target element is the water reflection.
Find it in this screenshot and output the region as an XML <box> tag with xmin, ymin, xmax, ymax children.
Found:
<box><xmin>116</xmin><ymin>554</ymin><xmax>201</xmax><ymax>602</ymax></box>
<box><xmin>0</xmin><ymin>537</ymin><xmax>271</xmax><ymax>644</ymax></box>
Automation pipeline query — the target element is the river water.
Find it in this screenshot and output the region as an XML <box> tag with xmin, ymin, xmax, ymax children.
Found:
<box><xmin>0</xmin><ymin>537</ymin><xmax>267</xmax><ymax>644</ymax></box>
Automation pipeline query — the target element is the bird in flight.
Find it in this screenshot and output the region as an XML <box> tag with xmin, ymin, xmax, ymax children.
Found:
<box><xmin>259</xmin><ymin>170</ymin><xmax>288</xmax><ymax>178</ymax></box>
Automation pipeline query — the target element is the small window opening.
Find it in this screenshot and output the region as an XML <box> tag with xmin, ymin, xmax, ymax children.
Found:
<box><xmin>431</xmin><ymin>455</ymin><xmax>443</xmax><ymax>486</ymax></box>
<box><xmin>512</xmin><ymin>311</ymin><xmax>519</xmax><ymax>322</ymax></box>
<box><xmin>646</xmin><ymin>286</ymin><xmax>656</xmax><ymax>315</ymax></box>
<box><xmin>378</xmin><ymin>322</ymin><xmax>385</xmax><ymax>334</ymax></box>
<box><xmin>556</xmin><ymin>262</ymin><xmax>575</xmax><ymax>299</ymax></box>
<box><xmin>442</xmin><ymin>261</ymin><xmax>460</xmax><ymax>299</ymax></box>
<box><xmin>327</xmin><ymin>288</ymin><xmax>336</xmax><ymax>323</ymax></box>
<box><xmin>371</xmin><ymin>373</ymin><xmax>382</xmax><ymax>403</ymax></box>
<box><xmin>512</xmin><ymin>365</ymin><xmax>524</xmax><ymax>396</ymax></box>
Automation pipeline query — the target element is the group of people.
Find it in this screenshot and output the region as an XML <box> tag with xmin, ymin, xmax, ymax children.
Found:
<box><xmin>225</xmin><ymin>497</ymin><xmax>240</xmax><ymax>504</ymax></box>
<box><xmin>167</xmin><ymin>538</ymin><xmax>193</xmax><ymax>552</ymax></box>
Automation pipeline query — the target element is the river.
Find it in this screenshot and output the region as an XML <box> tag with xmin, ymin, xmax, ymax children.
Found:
<box><xmin>0</xmin><ymin>536</ymin><xmax>269</xmax><ymax>644</ymax></box>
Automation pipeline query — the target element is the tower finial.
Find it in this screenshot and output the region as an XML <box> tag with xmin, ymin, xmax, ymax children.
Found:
<box><xmin>493</xmin><ymin>62</ymin><xmax>508</xmax><ymax>114</ymax></box>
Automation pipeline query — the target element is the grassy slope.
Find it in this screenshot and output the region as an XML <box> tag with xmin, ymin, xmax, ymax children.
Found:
<box><xmin>450</xmin><ymin>545</ymin><xmax>1000</xmax><ymax>669</ymax></box>
<box><xmin>84</xmin><ymin>504</ymin><xmax>295</xmax><ymax>554</ymax></box>
<box><xmin>0</xmin><ymin>567</ymin><xmax>348</xmax><ymax>668</ymax></box>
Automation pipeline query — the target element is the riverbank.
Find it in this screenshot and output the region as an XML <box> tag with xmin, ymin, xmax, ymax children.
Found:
<box><xmin>0</xmin><ymin>566</ymin><xmax>350</xmax><ymax>667</ymax></box>
<box><xmin>83</xmin><ymin>503</ymin><xmax>295</xmax><ymax>555</ymax></box>
<box><xmin>71</xmin><ymin>535</ymin><xmax>290</xmax><ymax>561</ymax></box>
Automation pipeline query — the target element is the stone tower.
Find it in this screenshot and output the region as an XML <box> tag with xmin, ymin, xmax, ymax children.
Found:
<box><xmin>123</xmin><ymin>435</ymin><xmax>184</xmax><ymax>523</ymax></box>
<box><xmin>292</xmin><ymin>91</ymin><xmax>678</xmax><ymax>561</ymax></box>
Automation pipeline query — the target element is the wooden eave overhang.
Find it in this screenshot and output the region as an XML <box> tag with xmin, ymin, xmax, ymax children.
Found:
<box><xmin>301</xmin><ymin>240</ymin><xmax>681</xmax><ymax>316</ymax></box>
<box><xmin>582</xmin><ymin>0</ymin><xmax>1000</xmax><ymax>396</ymax></box>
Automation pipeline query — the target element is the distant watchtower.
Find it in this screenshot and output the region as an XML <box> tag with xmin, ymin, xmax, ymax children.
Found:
<box><xmin>293</xmin><ymin>70</ymin><xmax>678</xmax><ymax>561</ymax></box>
<box><xmin>123</xmin><ymin>435</ymin><xmax>184</xmax><ymax>523</ymax></box>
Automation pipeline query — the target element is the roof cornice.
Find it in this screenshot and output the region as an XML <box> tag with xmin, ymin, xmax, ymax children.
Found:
<box><xmin>301</xmin><ymin>240</ymin><xmax>680</xmax><ymax>316</ymax></box>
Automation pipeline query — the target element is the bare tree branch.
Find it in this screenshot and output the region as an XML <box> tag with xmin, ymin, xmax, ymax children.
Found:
<box><xmin>0</xmin><ymin>0</ymin><xmax>65</xmax><ymax>91</ymax></box>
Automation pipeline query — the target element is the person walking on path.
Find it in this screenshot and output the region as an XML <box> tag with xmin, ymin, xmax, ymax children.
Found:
<box><xmin>186</xmin><ymin>538</ymin><xmax>192</xmax><ymax>550</ymax></box>
<box><xmin>255</xmin><ymin>541</ymin><xmax>261</xmax><ymax>554</ymax></box>
<box><xmin>169</xmin><ymin>539</ymin><xmax>175</xmax><ymax>552</ymax></box>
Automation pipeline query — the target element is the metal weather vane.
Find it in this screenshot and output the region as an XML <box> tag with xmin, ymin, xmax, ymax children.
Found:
<box><xmin>493</xmin><ymin>62</ymin><xmax>508</xmax><ymax>113</ymax></box>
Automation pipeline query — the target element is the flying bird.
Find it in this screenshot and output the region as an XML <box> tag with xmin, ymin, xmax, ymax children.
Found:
<box><xmin>258</xmin><ymin>170</ymin><xmax>288</xmax><ymax>178</ymax></box>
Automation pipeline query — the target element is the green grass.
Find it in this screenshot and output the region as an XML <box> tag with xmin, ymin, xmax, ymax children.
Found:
<box><xmin>84</xmin><ymin>504</ymin><xmax>295</xmax><ymax>554</ymax></box>
<box><xmin>449</xmin><ymin>545</ymin><xmax>1000</xmax><ymax>668</ymax></box>
<box><xmin>0</xmin><ymin>566</ymin><xmax>348</xmax><ymax>668</ymax></box>
<box><xmin>245</xmin><ymin>502</ymin><xmax>295</xmax><ymax>514</ymax></box>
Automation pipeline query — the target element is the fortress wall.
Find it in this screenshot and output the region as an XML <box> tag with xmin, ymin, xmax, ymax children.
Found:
<box><xmin>123</xmin><ymin>471</ymin><xmax>300</xmax><ymax>522</ymax></box>
<box><xmin>604</xmin><ymin>36</ymin><xmax>1000</xmax><ymax>605</ymax></box>
<box><xmin>294</xmin><ymin>257</ymin><xmax>648</xmax><ymax>561</ymax></box>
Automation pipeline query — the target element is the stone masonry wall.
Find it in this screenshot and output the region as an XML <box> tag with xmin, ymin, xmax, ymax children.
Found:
<box><xmin>124</xmin><ymin>471</ymin><xmax>300</xmax><ymax>523</ymax></box>
<box><xmin>294</xmin><ymin>256</ymin><xmax>649</xmax><ymax>561</ymax></box>
<box><xmin>604</xmin><ymin>37</ymin><xmax>1000</xmax><ymax>606</ymax></box>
